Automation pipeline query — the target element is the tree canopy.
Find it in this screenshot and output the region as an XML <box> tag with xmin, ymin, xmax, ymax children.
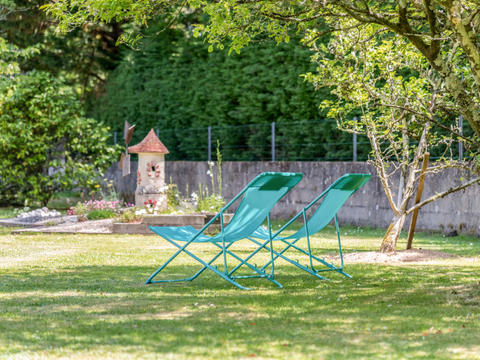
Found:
<box><xmin>313</xmin><ymin>24</ymin><xmax>480</xmax><ymax>251</ymax></box>
<box><xmin>43</xmin><ymin>0</ymin><xmax>480</xmax><ymax>145</ymax></box>
<box><xmin>92</xmin><ymin>20</ymin><xmax>364</xmax><ymax>161</ymax></box>
<box><xmin>2</xmin><ymin>0</ymin><xmax>123</xmax><ymax>97</ymax></box>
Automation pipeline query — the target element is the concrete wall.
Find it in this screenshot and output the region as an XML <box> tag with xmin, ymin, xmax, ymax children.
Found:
<box><xmin>107</xmin><ymin>161</ymin><xmax>480</xmax><ymax>236</ymax></box>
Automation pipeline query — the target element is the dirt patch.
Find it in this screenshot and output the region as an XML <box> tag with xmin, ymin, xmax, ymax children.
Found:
<box><xmin>326</xmin><ymin>249</ymin><xmax>462</xmax><ymax>265</ymax></box>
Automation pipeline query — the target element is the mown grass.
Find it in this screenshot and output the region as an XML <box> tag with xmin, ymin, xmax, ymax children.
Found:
<box><xmin>0</xmin><ymin>225</ymin><xmax>479</xmax><ymax>359</ymax></box>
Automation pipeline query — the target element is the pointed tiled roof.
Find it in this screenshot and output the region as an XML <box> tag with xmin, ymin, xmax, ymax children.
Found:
<box><xmin>128</xmin><ymin>129</ymin><xmax>169</xmax><ymax>154</ymax></box>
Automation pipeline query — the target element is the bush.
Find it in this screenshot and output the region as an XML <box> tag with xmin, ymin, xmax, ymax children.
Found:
<box><xmin>68</xmin><ymin>200</ymin><xmax>123</xmax><ymax>221</ymax></box>
<box><xmin>0</xmin><ymin>71</ymin><xmax>121</xmax><ymax>206</ymax></box>
<box><xmin>196</xmin><ymin>194</ymin><xmax>225</xmax><ymax>213</ymax></box>
<box><xmin>118</xmin><ymin>207</ymin><xmax>143</xmax><ymax>223</ymax></box>
<box><xmin>86</xmin><ymin>209</ymin><xmax>117</xmax><ymax>221</ymax></box>
<box><xmin>166</xmin><ymin>184</ymin><xmax>181</xmax><ymax>211</ymax></box>
<box><xmin>47</xmin><ymin>191</ymin><xmax>83</xmax><ymax>210</ymax></box>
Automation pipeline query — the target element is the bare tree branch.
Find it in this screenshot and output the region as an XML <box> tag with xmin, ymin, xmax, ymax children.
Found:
<box><xmin>406</xmin><ymin>177</ymin><xmax>480</xmax><ymax>215</ymax></box>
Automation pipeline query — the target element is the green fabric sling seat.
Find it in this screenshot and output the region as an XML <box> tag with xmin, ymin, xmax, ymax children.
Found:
<box><xmin>146</xmin><ymin>172</ymin><xmax>303</xmax><ymax>290</ymax></box>
<box><xmin>246</xmin><ymin>173</ymin><xmax>371</xmax><ymax>280</ymax></box>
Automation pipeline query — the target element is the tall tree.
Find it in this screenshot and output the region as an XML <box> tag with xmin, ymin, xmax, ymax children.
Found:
<box><xmin>43</xmin><ymin>0</ymin><xmax>480</xmax><ymax>142</ymax></box>
<box><xmin>312</xmin><ymin>25</ymin><xmax>480</xmax><ymax>251</ymax></box>
<box><xmin>4</xmin><ymin>0</ymin><xmax>123</xmax><ymax>96</ymax></box>
<box><xmin>1</xmin><ymin>0</ymin><xmax>39</xmax><ymax>76</ymax></box>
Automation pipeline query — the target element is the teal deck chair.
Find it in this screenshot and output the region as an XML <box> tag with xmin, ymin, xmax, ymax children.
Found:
<box><xmin>244</xmin><ymin>173</ymin><xmax>371</xmax><ymax>280</ymax></box>
<box><xmin>146</xmin><ymin>172</ymin><xmax>303</xmax><ymax>290</ymax></box>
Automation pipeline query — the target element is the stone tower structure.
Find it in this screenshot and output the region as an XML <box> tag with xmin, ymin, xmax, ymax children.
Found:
<box><xmin>128</xmin><ymin>129</ymin><xmax>169</xmax><ymax>210</ymax></box>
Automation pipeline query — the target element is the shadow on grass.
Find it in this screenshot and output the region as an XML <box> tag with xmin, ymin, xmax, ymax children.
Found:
<box><xmin>1</xmin><ymin>263</ymin><xmax>479</xmax><ymax>358</ymax></box>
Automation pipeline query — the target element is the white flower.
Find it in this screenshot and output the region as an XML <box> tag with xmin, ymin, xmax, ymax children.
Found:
<box><xmin>191</xmin><ymin>192</ymin><xmax>198</xmax><ymax>200</ymax></box>
<box><xmin>206</xmin><ymin>170</ymin><xmax>213</xmax><ymax>177</ymax></box>
<box><xmin>208</xmin><ymin>161</ymin><xmax>214</xmax><ymax>167</ymax></box>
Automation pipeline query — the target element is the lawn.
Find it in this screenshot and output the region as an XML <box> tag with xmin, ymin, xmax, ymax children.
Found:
<box><xmin>0</xmin><ymin>225</ymin><xmax>479</xmax><ymax>359</ymax></box>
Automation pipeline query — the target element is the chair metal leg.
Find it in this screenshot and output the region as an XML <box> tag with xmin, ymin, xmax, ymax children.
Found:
<box><xmin>247</xmin><ymin>237</ymin><xmax>328</xmax><ymax>280</ymax></box>
<box><xmin>226</xmin><ymin>237</ymin><xmax>273</xmax><ymax>276</ymax></box>
<box><xmin>256</xmin><ymin>220</ymin><xmax>351</xmax><ymax>278</ymax></box>
<box><xmin>281</xmin><ymin>239</ymin><xmax>350</xmax><ymax>276</ymax></box>
<box><xmin>333</xmin><ymin>215</ymin><xmax>351</xmax><ymax>278</ymax></box>
<box><xmin>146</xmin><ymin>238</ymin><xmax>250</xmax><ymax>290</ymax></box>
<box><xmin>270</xmin><ymin>238</ymin><xmax>351</xmax><ymax>278</ymax></box>
<box><xmin>147</xmin><ymin>242</ymin><xmax>236</xmax><ymax>284</ymax></box>
<box><xmin>212</xmin><ymin>243</ymin><xmax>283</xmax><ymax>288</ymax></box>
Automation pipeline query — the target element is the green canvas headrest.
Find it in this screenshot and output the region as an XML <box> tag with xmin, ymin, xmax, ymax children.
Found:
<box><xmin>250</xmin><ymin>172</ymin><xmax>303</xmax><ymax>191</ymax></box>
<box><xmin>331</xmin><ymin>174</ymin><xmax>371</xmax><ymax>191</ymax></box>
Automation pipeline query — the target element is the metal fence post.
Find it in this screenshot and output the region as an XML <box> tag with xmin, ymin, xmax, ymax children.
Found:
<box><xmin>208</xmin><ymin>126</ymin><xmax>212</xmax><ymax>161</ymax></box>
<box><xmin>156</xmin><ymin>129</ymin><xmax>160</xmax><ymax>137</ymax></box>
<box><xmin>459</xmin><ymin>114</ymin><xmax>463</xmax><ymax>161</ymax></box>
<box><xmin>113</xmin><ymin>131</ymin><xmax>117</xmax><ymax>145</ymax></box>
<box><xmin>271</xmin><ymin>122</ymin><xmax>276</xmax><ymax>162</ymax></box>
<box><xmin>459</xmin><ymin>73</ymin><xmax>464</xmax><ymax>161</ymax></box>
<box><xmin>353</xmin><ymin>116</ymin><xmax>358</xmax><ymax>162</ymax></box>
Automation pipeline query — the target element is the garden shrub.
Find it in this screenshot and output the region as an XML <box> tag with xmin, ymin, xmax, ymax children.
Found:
<box><xmin>47</xmin><ymin>191</ymin><xmax>83</xmax><ymax>210</ymax></box>
<box><xmin>0</xmin><ymin>71</ymin><xmax>120</xmax><ymax>206</ymax></box>
<box><xmin>196</xmin><ymin>194</ymin><xmax>225</xmax><ymax>213</ymax></box>
<box><xmin>118</xmin><ymin>207</ymin><xmax>143</xmax><ymax>223</ymax></box>
<box><xmin>68</xmin><ymin>199</ymin><xmax>124</xmax><ymax>221</ymax></box>
<box><xmin>166</xmin><ymin>183</ymin><xmax>181</xmax><ymax>211</ymax></box>
<box><xmin>86</xmin><ymin>209</ymin><xmax>117</xmax><ymax>220</ymax></box>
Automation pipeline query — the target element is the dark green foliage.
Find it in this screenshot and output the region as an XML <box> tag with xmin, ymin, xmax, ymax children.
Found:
<box><xmin>3</xmin><ymin>0</ymin><xmax>122</xmax><ymax>96</ymax></box>
<box><xmin>0</xmin><ymin>71</ymin><xmax>121</xmax><ymax>206</ymax></box>
<box><xmin>47</xmin><ymin>191</ymin><xmax>83</xmax><ymax>210</ymax></box>
<box><xmin>86</xmin><ymin>209</ymin><xmax>117</xmax><ymax>220</ymax></box>
<box><xmin>166</xmin><ymin>183</ymin><xmax>181</xmax><ymax>210</ymax></box>
<box><xmin>92</xmin><ymin>23</ymin><xmax>369</xmax><ymax>161</ymax></box>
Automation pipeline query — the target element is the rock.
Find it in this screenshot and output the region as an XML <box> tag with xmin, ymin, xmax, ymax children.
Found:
<box><xmin>445</xmin><ymin>230</ymin><xmax>458</xmax><ymax>237</ymax></box>
<box><xmin>14</xmin><ymin>208</ymin><xmax>62</xmax><ymax>223</ymax></box>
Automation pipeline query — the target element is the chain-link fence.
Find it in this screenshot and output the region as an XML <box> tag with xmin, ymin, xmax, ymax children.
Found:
<box><xmin>113</xmin><ymin>118</ymin><xmax>467</xmax><ymax>161</ymax></box>
<box><xmin>114</xmin><ymin>119</ymin><xmax>371</xmax><ymax>161</ymax></box>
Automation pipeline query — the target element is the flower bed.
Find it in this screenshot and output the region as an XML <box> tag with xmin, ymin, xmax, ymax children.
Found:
<box><xmin>112</xmin><ymin>213</ymin><xmax>234</xmax><ymax>235</ymax></box>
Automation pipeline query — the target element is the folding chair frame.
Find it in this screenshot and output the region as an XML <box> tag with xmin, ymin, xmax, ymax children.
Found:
<box><xmin>145</xmin><ymin>173</ymin><xmax>367</xmax><ymax>289</ymax></box>
<box><xmin>245</xmin><ymin>180</ymin><xmax>361</xmax><ymax>280</ymax></box>
<box><xmin>145</xmin><ymin>177</ymin><xmax>292</xmax><ymax>290</ymax></box>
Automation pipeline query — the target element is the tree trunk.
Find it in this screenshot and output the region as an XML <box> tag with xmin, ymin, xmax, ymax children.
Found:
<box><xmin>380</xmin><ymin>212</ymin><xmax>407</xmax><ymax>252</ymax></box>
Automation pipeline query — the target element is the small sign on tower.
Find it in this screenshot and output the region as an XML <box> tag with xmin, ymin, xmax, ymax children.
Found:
<box><xmin>120</xmin><ymin>120</ymin><xmax>136</xmax><ymax>177</ymax></box>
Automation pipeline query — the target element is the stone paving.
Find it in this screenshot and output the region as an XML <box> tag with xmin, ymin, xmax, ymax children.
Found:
<box><xmin>11</xmin><ymin>219</ymin><xmax>114</xmax><ymax>234</ymax></box>
<box><xmin>0</xmin><ymin>207</ymin><xmax>77</xmax><ymax>228</ymax></box>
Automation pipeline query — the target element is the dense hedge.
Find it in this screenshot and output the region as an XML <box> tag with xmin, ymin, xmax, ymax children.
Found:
<box><xmin>92</xmin><ymin>23</ymin><xmax>369</xmax><ymax>161</ymax></box>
